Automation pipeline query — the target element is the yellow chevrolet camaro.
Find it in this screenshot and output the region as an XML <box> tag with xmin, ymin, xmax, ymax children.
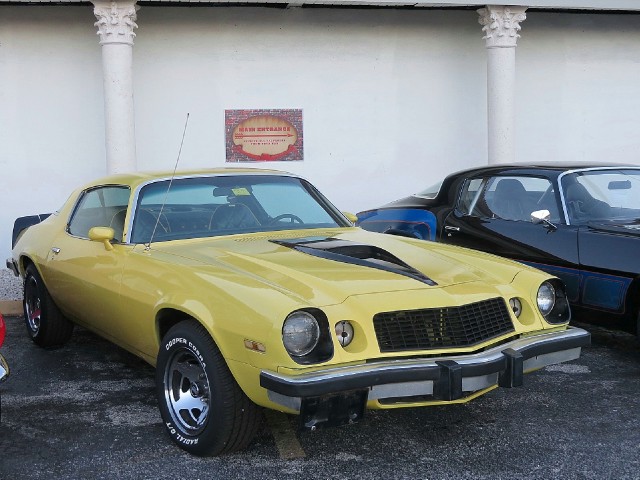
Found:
<box><xmin>7</xmin><ymin>168</ymin><xmax>590</xmax><ymax>455</ymax></box>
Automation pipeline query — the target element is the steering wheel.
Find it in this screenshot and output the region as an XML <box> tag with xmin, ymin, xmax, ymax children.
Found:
<box><xmin>134</xmin><ymin>209</ymin><xmax>171</xmax><ymax>241</ymax></box>
<box><xmin>270</xmin><ymin>213</ymin><xmax>304</xmax><ymax>224</ymax></box>
<box><xmin>141</xmin><ymin>209</ymin><xmax>170</xmax><ymax>232</ymax></box>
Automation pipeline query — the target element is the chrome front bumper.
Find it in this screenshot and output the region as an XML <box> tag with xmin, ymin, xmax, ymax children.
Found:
<box><xmin>261</xmin><ymin>327</ymin><xmax>591</xmax><ymax>412</ymax></box>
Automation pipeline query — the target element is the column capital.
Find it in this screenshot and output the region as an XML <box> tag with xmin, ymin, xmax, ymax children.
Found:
<box><xmin>93</xmin><ymin>1</ymin><xmax>139</xmax><ymax>46</ymax></box>
<box><xmin>478</xmin><ymin>5</ymin><xmax>527</xmax><ymax>49</ymax></box>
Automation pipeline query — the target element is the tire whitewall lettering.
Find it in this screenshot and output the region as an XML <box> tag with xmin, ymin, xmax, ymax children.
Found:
<box><xmin>156</xmin><ymin>320</ymin><xmax>261</xmax><ymax>456</ymax></box>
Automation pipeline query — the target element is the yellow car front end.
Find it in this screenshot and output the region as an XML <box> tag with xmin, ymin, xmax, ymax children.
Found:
<box><xmin>203</xmin><ymin>233</ymin><xmax>589</xmax><ymax>429</ymax></box>
<box><xmin>120</xmin><ymin>227</ymin><xmax>586</xmax><ymax>429</ymax></box>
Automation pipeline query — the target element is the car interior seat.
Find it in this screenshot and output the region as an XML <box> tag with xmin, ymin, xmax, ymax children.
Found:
<box><xmin>490</xmin><ymin>179</ymin><xmax>533</xmax><ymax>221</ymax></box>
<box><xmin>110</xmin><ymin>209</ymin><xmax>127</xmax><ymax>242</ymax></box>
<box><xmin>209</xmin><ymin>203</ymin><xmax>260</xmax><ymax>231</ymax></box>
<box><xmin>565</xmin><ymin>183</ymin><xmax>611</xmax><ymax>222</ymax></box>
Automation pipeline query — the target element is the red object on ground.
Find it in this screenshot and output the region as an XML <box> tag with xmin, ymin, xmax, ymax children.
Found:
<box><xmin>0</xmin><ymin>313</ymin><xmax>5</xmax><ymax>347</ymax></box>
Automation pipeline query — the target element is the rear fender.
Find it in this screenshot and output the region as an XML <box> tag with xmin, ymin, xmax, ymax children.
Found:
<box><xmin>11</xmin><ymin>214</ymin><xmax>51</xmax><ymax>248</ymax></box>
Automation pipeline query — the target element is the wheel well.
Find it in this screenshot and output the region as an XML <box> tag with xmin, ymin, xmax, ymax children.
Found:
<box><xmin>20</xmin><ymin>256</ymin><xmax>34</xmax><ymax>275</ymax></box>
<box><xmin>156</xmin><ymin>309</ymin><xmax>196</xmax><ymax>344</ymax></box>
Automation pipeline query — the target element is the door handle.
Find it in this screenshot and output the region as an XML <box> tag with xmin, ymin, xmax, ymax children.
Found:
<box><xmin>444</xmin><ymin>226</ymin><xmax>460</xmax><ymax>237</ymax></box>
<box><xmin>51</xmin><ymin>247</ymin><xmax>60</xmax><ymax>254</ymax></box>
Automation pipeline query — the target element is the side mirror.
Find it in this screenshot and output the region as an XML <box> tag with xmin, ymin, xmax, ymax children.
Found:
<box><xmin>342</xmin><ymin>212</ymin><xmax>358</xmax><ymax>225</ymax></box>
<box><xmin>531</xmin><ymin>209</ymin><xmax>550</xmax><ymax>224</ymax></box>
<box><xmin>89</xmin><ymin>226</ymin><xmax>115</xmax><ymax>251</ymax></box>
<box><xmin>530</xmin><ymin>210</ymin><xmax>556</xmax><ymax>230</ymax></box>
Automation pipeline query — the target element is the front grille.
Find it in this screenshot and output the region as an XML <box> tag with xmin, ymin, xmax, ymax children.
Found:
<box><xmin>373</xmin><ymin>297</ymin><xmax>514</xmax><ymax>353</ymax></box>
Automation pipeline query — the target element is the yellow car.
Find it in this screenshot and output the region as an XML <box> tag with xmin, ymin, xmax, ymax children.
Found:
<box><xmin>7</xmin><ymin>168</ymin><xmax>590</xmax><ymax>456</ymax></box>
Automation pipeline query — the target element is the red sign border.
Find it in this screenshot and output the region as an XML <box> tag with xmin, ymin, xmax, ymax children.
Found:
<box><xmin>225</xmin><ymin>109</ymin><xmax>304</xmax><ymax>162</ymax></box>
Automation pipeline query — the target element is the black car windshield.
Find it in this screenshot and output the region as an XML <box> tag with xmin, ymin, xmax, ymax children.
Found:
<box><xmin>561</xmin><ymin>169</ymin><xmax>640</xmax><ymax>224</ymax></box>
<box><xmin>130</xmin><ymin>175</ymin><xmax>347</xmax><ymax>243</ymax></box>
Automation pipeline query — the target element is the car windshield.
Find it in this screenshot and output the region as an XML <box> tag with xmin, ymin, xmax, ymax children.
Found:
<box><xmin>130</xmin><ymin>174</ymin><xmax>347</xmax><ymax>243</ymax></box>
<box><xmin>561</xmin><ymin>169</ymin><xmax>640</xmax><ymax>224</ymax></box>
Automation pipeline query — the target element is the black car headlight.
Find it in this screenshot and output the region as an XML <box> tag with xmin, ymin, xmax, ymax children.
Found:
<box><xmin>537</xmin><ymin>280</ymin><xmax>571</xmax><ymax>324</ymax></box>
<box><xmin>282</xmin><ymin>309</ymin><xmax>333</xmax><ymax>364</ymax></box>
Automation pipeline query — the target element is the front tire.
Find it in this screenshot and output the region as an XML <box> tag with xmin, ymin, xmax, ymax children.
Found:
<box><xmin>23</xmin><ymin>264</ymin><xmax>73</xmax><ymax>347</ymax></box>
<box><xmin>156</xmin><ymin>320</ymin><xmax>261</xmax><ymax>456</ymax></box>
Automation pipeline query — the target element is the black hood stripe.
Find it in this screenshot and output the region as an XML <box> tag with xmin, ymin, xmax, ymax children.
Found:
<box><xmin>271</xmin><ymin>237</ymin><xmax>437</xmax><ymax>286</ymax></box>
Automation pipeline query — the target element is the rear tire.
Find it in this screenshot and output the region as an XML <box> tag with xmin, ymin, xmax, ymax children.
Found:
<box><xmin>156</xmin><ymin>320</ymin><xmax>261</xmax><ymax>456</ymax></box>
<box><xmin>23</xmin><ymin>264</ymin><xmax>73</xmax><ymax>347</ymax></box>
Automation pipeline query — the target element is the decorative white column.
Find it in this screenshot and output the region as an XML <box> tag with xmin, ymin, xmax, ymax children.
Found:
<box><xmin>93</xmin><ymin>1</ymin><xmax>139</xmax><ymax>174</ymax></box>
<box><xmin>478</xmin><ymin>5</ymin><xmax>527</xmax><ymax>165</ymax></box>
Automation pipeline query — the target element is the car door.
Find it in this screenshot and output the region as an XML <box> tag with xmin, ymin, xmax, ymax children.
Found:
<box><xmin>39</xmin><ymin>185</ymin><xmax>133</xmax><ymax>337</ymax></box>
<box><xmin>560</xmin><ymin>169</ymin><xmax>640</xmax><ymax>315</ymax></box>
<box><xmin>575</xmin><ymin>226</ymin><xmax>636</xmax><ymax>313</ymax></box>
<box><xmin>441</xmin><ymin>175</ymin><xmax>582</xmax><ymax>304</ymax></box>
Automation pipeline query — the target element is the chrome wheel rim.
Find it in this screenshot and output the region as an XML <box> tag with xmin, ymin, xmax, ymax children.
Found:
<box><xmin>24</xmin><ymin>276</ymin><xmax>42</xmax><ymax>335</ymax></box>
<box><xmin>164</xmin><ymin>347</ymin><xmax>210</xmax><ymax>435</ymax></box>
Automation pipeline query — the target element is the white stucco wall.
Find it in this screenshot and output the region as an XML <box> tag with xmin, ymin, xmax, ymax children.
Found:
<box><xmin>0</xmin><ymin>7</ymin><xmax>106</xmax><ymax>259</ymax></box>
<box><xmin>132</xmin><ymin>7</ymin><xmax>486</xmax><ymax>205</ymax></box>
<box><xmin>516</xmin><ymin>13</ymin><xmax>640</xmax><ymax>163</ymax></box>
<box><xmin>1</xmin><ymin>6</ymin><xmax>640</xmax><ymax>263</ymax></box>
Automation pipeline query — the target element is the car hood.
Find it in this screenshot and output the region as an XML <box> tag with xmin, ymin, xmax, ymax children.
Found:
<box><xmin>153</xmin><ymin>228</ymin><xmax>523</xmax><ymax>305</ymax></box>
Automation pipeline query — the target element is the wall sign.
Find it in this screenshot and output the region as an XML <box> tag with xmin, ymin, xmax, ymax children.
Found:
<box><xmin>225</xmin><ymin>109</ymin><xmax>303</xmax><ymax>162</ymax></box>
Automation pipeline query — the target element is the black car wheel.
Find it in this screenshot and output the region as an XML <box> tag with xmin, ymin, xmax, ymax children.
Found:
<box><xmin>156</xmin><ymin>320</ymin><xmax>261</xmax><ymax>456</ymax></box>
<box><xmin>23</xmin><ymin>264</ymin><xmax>73</xmax><ymax>347</ymax></box>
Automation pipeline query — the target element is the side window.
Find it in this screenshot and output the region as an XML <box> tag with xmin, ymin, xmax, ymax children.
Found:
<box><xmin>460</xmin><ymin>176</ymin><xmax>559</xmax><ymax>222</ymax></box>
<box><xmin>458</xmin><ymin>178</ymin><xmax>489</xmax><ymax>216</ymax></box>
<box><xmin>68</xmin><ymin>186</ymin><xmax>130</xmax><ymax>239</ymax></box>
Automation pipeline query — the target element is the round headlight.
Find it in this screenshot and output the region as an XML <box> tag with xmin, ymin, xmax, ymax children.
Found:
<box><xmin>537</xmin><ymin>282</ymin><xmax>556</xmax><ymax>316</ymax></box>
<box><xmin>283</xmin><ymin>311</ymin><xmax>320</xmax><ymax>357</ymax></box>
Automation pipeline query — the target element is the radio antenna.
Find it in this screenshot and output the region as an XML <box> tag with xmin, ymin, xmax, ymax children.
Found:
<box><xmin>145</xmin><ymin>113</ymin><xmax>190</xmax><ymax>251</ymax></box>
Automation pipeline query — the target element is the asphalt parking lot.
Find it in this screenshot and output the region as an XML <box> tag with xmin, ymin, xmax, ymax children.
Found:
<box><xmin>1</xmin><ymin>315</ymin><xmax>639</xmax><ymax>480</ymax></box>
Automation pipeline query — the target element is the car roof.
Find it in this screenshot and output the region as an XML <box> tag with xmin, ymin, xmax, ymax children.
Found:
<box><xmin>80</xmin><ymin>167</ymin><xmax>297</xmax><ymax>189</ymax></box>
<box><xmin>451</xmin><ymin>162</ymin><xmax>638</xmax><ymax>178</ymax></box>
<box><xmin>403</xmin><ymin>162</ymin><xmax>640</xmax><ymax>207</ymax></box>
<box><xmin>451</xmin><ymin>162</ymin><xmax>640</xmax><ymax>176</ymax></box>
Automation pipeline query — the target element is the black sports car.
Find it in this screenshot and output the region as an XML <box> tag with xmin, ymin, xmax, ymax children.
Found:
<box><xmin>358</xmin><ymin>163</ymin><xmax>640</xmax><ymax>335</ymax></box>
